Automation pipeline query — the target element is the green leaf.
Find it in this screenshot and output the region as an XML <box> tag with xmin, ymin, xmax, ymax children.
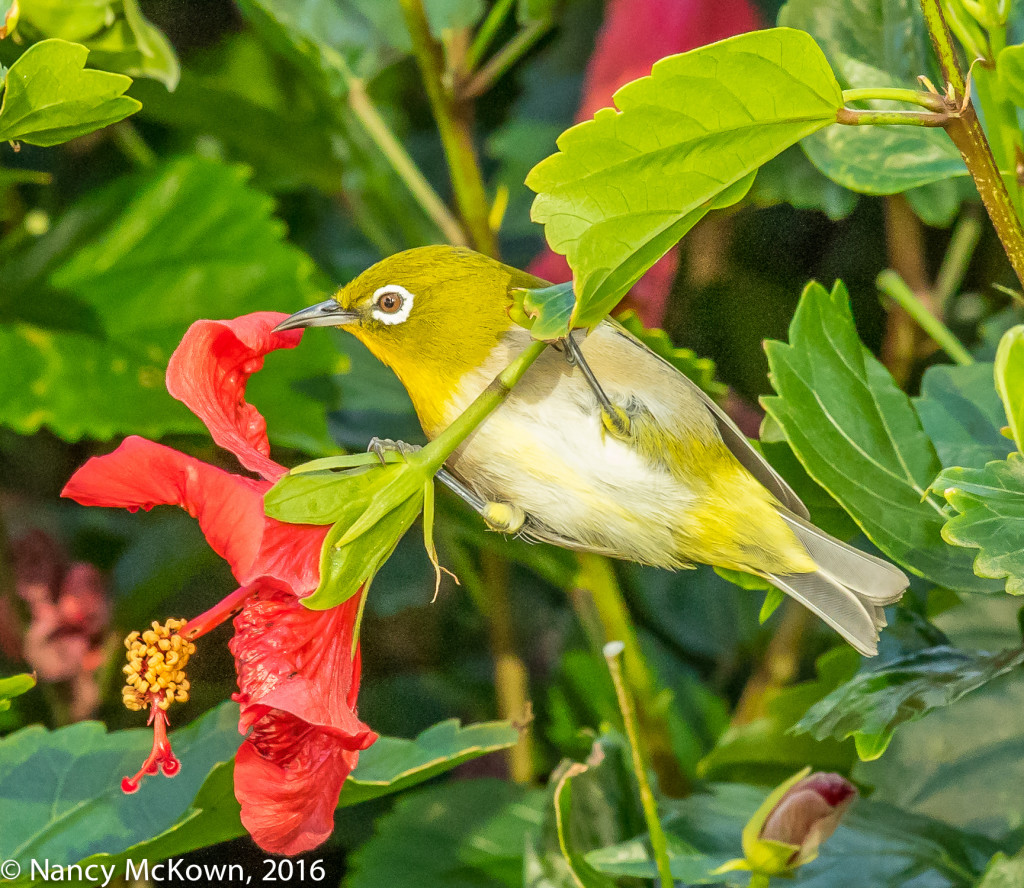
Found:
<box><xmin>510</xmin><ymin>281</ymin><xmax>575</xmax><ymax>341</ymax></box>
<box><xmin>914</xmin><ymin>363</ymin><xmax>1013</xmax><ymax>469</ymax></box>
<box><xmin>0</xmin><ymin>38</ymin><xmax>140</xmax><ymax>145</ymax></box>
<box><xmin>551</xmin><ymin>762</ymin><xmax>619</xmax><ymax>888</ymax></box>
<box><xmin>526</xmin><ymin>28</ymin><xmax>843</xmax><ymax>333</ymax></box>
<box><xmin>977</xmin><ymin>850</ymin><xmax>1024</xmax><ymax>888</ymax></box>
<box><xmin>19</xmin><ymin>0</ymin><xmax>180</xmax><ymax>88</ymax></box>
<box><xmin>0</xmin><ymin>156</ymin><xmax>341</xmax><ymax>451</ymax></box>
<box><xmin>762</xmin><ymin>280</ymin><xmax>994</xmax><ymax>592</ymax></box>
<box><xmin>794</xmin><ymin>645</ymin><xmax>1024</xmax><ymax>761</ymax></box>
<box><xmin>236</xmin><ymin>0</ymin><xmax>484</xmax><ymax>98</ymax></box>
<box><xmin>855</xmin><ymin>665</ymin><xmax>1024</xmax><ymax>837</ymax></box>
<box><xmin>998</xmin><ymin>44</ymin><xmax>1024</xmax><ymax>109</ymax></box>
<box><xmin>0</xmin><ymin>673</ymin><xmax>35</xmax><ymax>712</ymax></box>
<box><xmin>934</xmin><ymin>456</ymin><xmax>1024</xmax><ymax>594</ymax></box>
<box><xmin>587</xmin><ymin>782</ymin><xmax>996</xmax><ymax>886</ymax></box>
<box><xmin>345</xmin><ymin>779</ymin><xmax>546</xmax><ymax>888</ymax></box>
<box><xmin>517</xmin><ymin>0</ymin><xmax>556</xmax><ymax>24</ymax></box>
<box><xmin>995</xmin><ymin>325</ymin><xmax>1024</xmax><ymax>453</ymax></box>
<box><xmin>340</xmin><ymin>718</ymin><xmax>522</xmax><ymax>807</ymax></box>
<box><xmin>801</xmin><ymin>125</ymin><xmax>966</xmax><ymax>195</ymax></box>
<box><xmin>616</xmin><ymin>311</ymin><xmax>725</xmax><ymax>399</ymax></box>
<box><xmin>780</xmin><ymin>0</ymin><xmax>965</xmax><ymax>198</ymax></box>
<box><xmin>305</xmin><ymin>490</ymin><xmax>424</xmax><ymax>609</ymax></box>
<box><xmin>0</xmin><ymin>702</ymin><xmax>242</xmax><ymax>876</ymax></box>
<box><xmin>758</xmin><ymin>586</ymin><xmax>786</xmax><ymax>623</ymax></box>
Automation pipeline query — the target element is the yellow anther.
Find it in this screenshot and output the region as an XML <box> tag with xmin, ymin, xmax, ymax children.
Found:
<box><xmin>121</xmin><ymin>617</ymin><xmax>195</xmax><ymax>713</ymax></box>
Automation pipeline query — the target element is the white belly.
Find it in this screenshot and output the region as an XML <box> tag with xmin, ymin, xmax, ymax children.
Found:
<box><xmin>441</xmin><ymin>325</ymin><xmax>710</xmax><ymax>566</ymax></box>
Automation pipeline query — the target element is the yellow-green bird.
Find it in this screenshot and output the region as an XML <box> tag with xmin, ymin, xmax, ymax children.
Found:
<box><xmin>275</xmin><ymin>245</ymin><xmax>908</xmax><ymax>656</ymax></box>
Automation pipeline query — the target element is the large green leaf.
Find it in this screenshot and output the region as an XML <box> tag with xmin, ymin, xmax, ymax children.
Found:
<box><xmin>345</xmin><ymin>779</ymin><xmax>546</xmax><ymax>888</ymax></box>
<box><xmin>0</xmin><ymin>702</ymin><xmax>242</xmax><ymax>881</ymax></box>
<box><xmin>339</xmin><ymin>718</ymin><xmax>522</xmax><ymax>806</ymax></box>
<box><xmin>934</xmin><ymin>456</ymin><xmax>1024</xmax><ymax>594</ymax></box>
<box><xmin>762</xmin><ymin>280</ymin><xmax>995</xmax><ymax>592</ymax></box>
<box><xmin>995</xmin><ymin>324</ymin><xmax>1024</xmax><ymax>453</ymax></box>
<box><xmin>586</xmin><ymin>782</ymin><xmax>996</xmax><ymax>886</ymax></box>
<box><xmin>526</xmin><ymin>28</ymin><xmax>843</xmax><ymax>335</ymax></box>
<box><xmin>915</xmin><ymin>363</ymin><xmax>1013</xmax><ymax>470</ymax></box>
<box><xmin>998</xmin><ymin>44</ymin><xmax>1024</xmax><ymax>109</ymax></box>
<box><xmin>0</xmin><ymin>155</ymin><xmax>342</xmax><ymax>451</ymax></box>
<box><xmin>0</xmin><ymin>38</ymin><xmax>140</xmax><ymax>145</ymax></box>
<box><xmin>977</xmin><ymin>850</ymin><xmax>1024</xmax><ymax>888</ymax></box>
<box><xmin>236</xmin><ymin>0</ymin><xmax>484</xmax><ymax>98</ymax></box>
<box><xmin>780</xmin><ymin>0</ymin><xmax>965</xmax><ymax>197</ymax></box>
<box><xmin>855</xmin><ymin>666</ymin><xmax>1024</xmax><ymax>838</ymax></box>
<box><xmin>794</xmin><ymin>645</ymin><xmax>1024</xmax><ymax>761</ymax></box>
<box><xmin>18</xmin><ymin>0</ymin><xmax>179</xmax><ymax>88</ymax></box>
<box><xmin>801</xmin><ymin>126</ymin><xmax>966</xmax><ymax>195</ymax></box>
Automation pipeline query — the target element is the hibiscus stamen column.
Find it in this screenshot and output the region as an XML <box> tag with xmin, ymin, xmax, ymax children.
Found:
<box><xmin>120</xmin><ymin>618</ymin><xmax>195</xmax><ymax>792</ymax></box>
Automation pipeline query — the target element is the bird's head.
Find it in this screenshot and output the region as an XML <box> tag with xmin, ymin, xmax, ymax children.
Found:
<box><xmin>275</xmin><ymin>245</ymin><xmax>544</xmax><ymax>433</ymax></box>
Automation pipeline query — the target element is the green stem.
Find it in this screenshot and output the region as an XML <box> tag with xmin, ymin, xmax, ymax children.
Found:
<box><xmin>971</xmin><ymin>64</ymin><xmax>1024</xmax><ymax>215</ymax></box>
<box><xmin>462</xmin><ymin>18</ymin><xmax>552</xmax><ymax>99</ymax></box>
<box><xmin>877</xmin><ymin>269</ymin><xmax>975</xmax><ymax>365</ymax></box>
<box><xmin>465</xmin><ymin>0</ymin><xmax>516</xmax><ymax>72</ymax></box>
<box><xmin>749</xmin><ymin>873</ymin><xmax>772</xmax><ymax>888</ymax></box>
<box><xmin>400</xmin><ymin>0</ymin><xmax>498</xmax><ymax>256</ymax></box>
<box><xmin>934</xmin><ymin>206</ymin><xmax>983</xmax><ymax>310</ymax></box>
<box><xmin>920</xmin><ymin>0</ymin><xmax>1024</xmax><ymax>289</ymax></box>
<box><xmin>835</xmin><ymin>107</ymin><xmax>951</xmax><ymax>126</ymax></box>
<box><xmin>345</xmin><ymin>74</ymin><xmax>468</xmax><ymax>247</ymax></box>
<box><xmin>841</xmin><ymin>87</ymin><xmax>949</xmax><ymax>110</ymax></box>
<box><xmin>422</xmin><ymin>341</ymin><xmax>548</xmax><ymax>470</ymax></box>
<box><xmin>575</xmin><ymin>553</ymin><xmax>689</xmax><ymax>796</ymax></box>
<box><xmin>111</xmin><ymin>122</ymin><xmax>157</xmax><ymax>169</ymax></box>
<box><xmin>604</xmin><ymin>641</ymin><xmax>674</xmax><ymax>888</ymax></box>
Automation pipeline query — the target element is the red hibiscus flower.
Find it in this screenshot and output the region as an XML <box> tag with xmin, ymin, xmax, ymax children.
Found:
<box><xmin>529</xmin><ymin>0</ymin><xmax>761</xmax><ymax>326</ymax></box>
<box><xmin>62</xmin><ymin>312</ymin><xmax>377</xmax><ymax>856</ymax></box>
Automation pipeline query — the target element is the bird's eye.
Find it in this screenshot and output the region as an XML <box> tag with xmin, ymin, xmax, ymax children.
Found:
<box><xmin>378</xmin><ymin>291</ymin><xmax>402</xmax><ymax>313</ymax></box>
<box><xmin>371</xmin><ymin>285</ymin><xmax>414</xmax><ymax>325</ymax></box>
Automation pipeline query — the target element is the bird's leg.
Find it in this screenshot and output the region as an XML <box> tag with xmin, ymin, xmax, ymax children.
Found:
<box><xmin>562</xmin><ymin>334</ymin><xmax>631</xmax><ymax>439</ymax></box>
<box><xmin>367</xmin><ymin>438</ymin><xmax>524</xmax><ymax>533</ymax></box>
<box><xmin>435</xmin><ymin>470</ymin><xmax>526</xmax><ymax>535</ymax></box>
<box><xmin>367</xmin><ymin>436</ymin><xmax>421</xmax><ymax>465</ymax></box>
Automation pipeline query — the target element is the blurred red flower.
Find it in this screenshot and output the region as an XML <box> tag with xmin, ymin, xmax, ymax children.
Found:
<box><xmin>62</xmin><ymin>312</ymin><xmax>376</xmax><ymax>855</ymax></box>
<box><xmin>529</xmin><ymin>0</ymin><xmax>761</xmax><ymax>326</ymax></box>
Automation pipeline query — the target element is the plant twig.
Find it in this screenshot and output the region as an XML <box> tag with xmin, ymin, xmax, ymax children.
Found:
<box><xmin>920</xmin><ymin>0</ymin><xmax>1024</xmax><ymax>289</ymax></box>
<box><xmin>835</xmin><ymin>107</ymin><xmax>952</xmax><ymax>126</ymax></box>
<box><xmin>934</xmin><ymin>206</ymin><xmax>983</xmax><ymax>309</ymax></box>
<box><xmin>841</xmin><ymin>87</ymin><xmax>949</xmax><ymax>110</ymax></box>
<box><xmin>399</xmin><ymin>0</ymin><xmax>497</xmax><ymax>256</ymax></box>
<box><xmin>604</xmin><ymin>641</ymin><xmax>674</xmax><ymax>888</ymax></box>
<box><xmin>480</xmin><ymin>550</ymin><xmax>535</xmax><ymax>783</ymax></box>
<box><xmin>574</xmin><ymin>553</ymin><xmax>689</xmax><ymax>795</ymax></box>
<box><xmin>462</xmin><ymin>18</ymin><xmax>552</xmax><ymax>100</ymax></box>
<box><xmin>878</xmin><ymin>269</ymin><xmax>975</xmax><ymax>365</ymax></box>
<box><xmin>465</xmin><ymin>0</ymin><xmax>516</xmax><ymax>72</ymax></box>
<box><xmin>346</xmin><ymin>75</ymin><xmax>468</xmax><ymax>247</ymax></box>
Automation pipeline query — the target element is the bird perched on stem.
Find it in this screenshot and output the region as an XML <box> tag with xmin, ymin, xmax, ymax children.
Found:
<box><xmin>275</xmin><ymin>245</ymin><xmax>907</xmax><ymax>656</ymax></box>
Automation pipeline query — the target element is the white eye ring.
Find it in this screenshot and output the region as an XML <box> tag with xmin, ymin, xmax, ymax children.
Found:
<box><xmin>371</xmin><ymin>284</ymin><xmax>414</xmax><ymax>325</ymax></box>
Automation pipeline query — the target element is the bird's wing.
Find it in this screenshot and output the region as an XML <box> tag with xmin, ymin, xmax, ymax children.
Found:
<box><xmin>605</xmin><ymin>319</ymin><xmax>810</xmax><ymax>519</ymax></box>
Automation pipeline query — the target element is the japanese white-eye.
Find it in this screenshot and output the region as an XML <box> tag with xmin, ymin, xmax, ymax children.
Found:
<box><xmin>276</xmin><ymin>245</ymin><xmax>907</xmax><ymax>656</ymax></box>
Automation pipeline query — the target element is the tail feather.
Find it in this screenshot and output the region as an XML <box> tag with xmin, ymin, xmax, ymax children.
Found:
<box><xmin>770</xmin><ymin>512</ymin><xmax>909</xmax><ymax>657</ymax></box>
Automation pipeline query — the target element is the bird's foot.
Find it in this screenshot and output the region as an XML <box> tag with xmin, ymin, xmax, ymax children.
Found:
<box><xmin>481</xmin><ymin>501</ymin><xmax>526</xmax><ymax>534</ymax></box>
<box><xmin>367</xmin><ymin>437</ymin><xmax>422</xmax><ymax>465</ymax></box>
<box><xmin>562</xmin><ymin>333</ymin><xmax>631</xmax><ymax>440</ymax></box>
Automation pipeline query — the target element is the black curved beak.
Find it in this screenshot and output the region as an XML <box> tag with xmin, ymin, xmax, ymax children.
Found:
<box><xmin>273</xmin><ymin>299</ymin><xmax>359</xmax><ymax>332</ymax></box>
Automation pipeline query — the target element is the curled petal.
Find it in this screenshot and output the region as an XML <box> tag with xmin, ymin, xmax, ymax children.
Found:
<box><xmin>234</xmin><ymin>716</ymin><xmax>361</xmax><ymax>855</ymax></box>
<box><xmin>166</xmin><ymin>312</ymin><xmax>301</xmax><ymax>482</ymax></box>
<box><xmin>62</xmin><ymin>437</ymin><xmax>265</xmax><ymax>581</ymax></box>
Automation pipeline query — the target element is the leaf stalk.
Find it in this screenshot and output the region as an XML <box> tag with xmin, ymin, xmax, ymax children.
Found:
<box><xmin>877</xmin><ymin>269</ymin><xmax>974</xmax><ymax>366</ymax></box>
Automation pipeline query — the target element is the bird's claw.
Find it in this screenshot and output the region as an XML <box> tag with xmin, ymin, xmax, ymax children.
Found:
<box><xmin>367</xmin><ymin>437</ymin><xmax>422</xmax><ymax>466</ymax></box>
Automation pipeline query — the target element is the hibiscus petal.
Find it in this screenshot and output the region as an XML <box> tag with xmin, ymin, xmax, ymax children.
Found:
<box><xmin>234</xmin><ymin>718</ymin><xmax>361</xmax><ymax>855</ymax></box>
<box><xmin>62</xmin><ymin>437</ymin><xmax>265</xmax><ymax>580</ymax></box>
<box><xmin>166</xmin><ymin>312</ymin><xmax>301</xmax><ymax>482</ymax></box>
<box><xmin>231</xmin><ymin>584</ymin><xmax>375</xmax><ymax>741</ymax></box>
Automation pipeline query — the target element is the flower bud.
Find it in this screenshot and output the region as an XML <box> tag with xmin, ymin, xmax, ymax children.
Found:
<box><xmin>759</xmin><ymin>771</ymin><xmax>857</xmax><ymax>867</ymax></box>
